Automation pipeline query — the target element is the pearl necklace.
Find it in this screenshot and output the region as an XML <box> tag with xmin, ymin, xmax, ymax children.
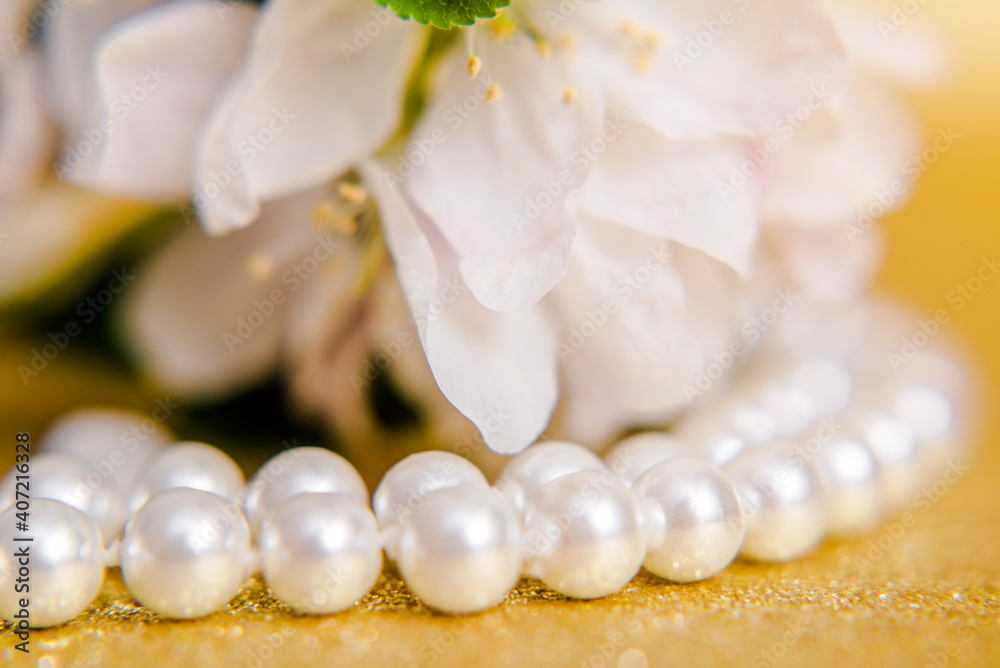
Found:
<box><xmin>0</xmin><ymin>345</ymin><xmax>968</xmax><ymax>626</ymax></box>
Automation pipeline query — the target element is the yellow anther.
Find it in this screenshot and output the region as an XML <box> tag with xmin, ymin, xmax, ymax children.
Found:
<box><xmin>337</xmin><ymin>181</ymin><xmax>368</xmax><ymax>206</ymax></box>
<box><xmin>468</xmin><ymin>55</ymin><xmax>482</xmax><ymax>78</ymax></box>
<box><xmin>563</xmin><ymin>86</ymin><xmax>578</xmax><ymax>104</ymax></box>
<box><xmin>486</xmin><ymin>83</ymin><xmax>503</xmax><ymax>103</ymax></box>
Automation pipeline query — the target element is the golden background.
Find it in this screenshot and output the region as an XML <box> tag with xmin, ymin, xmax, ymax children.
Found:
<box><xmin>1</xmin><ymin>0</ymin><xmax>999</xmax><ymax>665</ymax></box>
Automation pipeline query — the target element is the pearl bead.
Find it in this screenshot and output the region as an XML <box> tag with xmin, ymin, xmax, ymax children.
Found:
<box><xmin>522</xmin><ymin>470</ymin><xmax>645</xmax><ymax>599</ymax></box>
<box><xmin>725</xmin><ymin>444</ymin><xmax>827</xmax><ymax>562</ymax></box>
<box><xmin>893</xmin><ymin>386</ymin><xmax>954</xmax><ymax>442</ymax></box>
<box><xmin>259</xmin><ymin>493</ymin><xmax>381</xmax><ymax>614</ymax></box>
<box><xmin>858</xmin><ymin>414</ymin><xmax>920</xmax><ymax>508</ymax></box>
<box><xmin>130</xmin><ymin>442</ymin><xmax>245</xmax><ymax>512</ymax></box>
<box><xmin>633</xmin><ymin>457</ymin><xmax>744</xmax><ymax>582</ymax></box>
<box><xmin>495</xmin><ymin>441</ymin><xmax>607</xmax><ymax>515</ymax></box>
<box><xmin>788</xmin><ymin>358</ymin><xmax>853</xmax><ymax>417</ymax></box>
<box><xmin>121</xmin><ymin>488</ymin><xmax>251</xmax><ymax>619</ymax></box>
<box><xmin>812</xmin><ymin>437</ymin><xmax>884</xmax><ymax>535</ymax></box>
<box><xmin>40</xmin><ymin>407</ymin><xmax>171</xmax><ymax>490</ymax></box>
<box><xmin>244</xmin><ymin>447</ymin><xmax>368</xmax><ymax>537</ymax></box>
<box><xmin>0</xmin><ymin>453</ymin><xmax>127</xmax><ymax>544</ymax></box>
<box><xmin>0</xmin><ymin>499</ymin><xmax>105</xmax><ymax>627</ymax></box>
<box><xmin>731</xmin><ymin>406</ymin><xmax>778</xmax><ymax>445</ymax></box>
<box><xmin>397</xmin><ymin>486</ymin><xmax>521</xmax><ymax>613</ymax></box>
<box><xmin>602</xmin><ymin>432</ymin><xmax>686</xmax><ymax>488</ymax></box>
<box><xmin>372</xmin><ymin>451</ymin><xmax>488</xmax><ymax>530</ymax></box>
<box><xmin>758</xmin><ymin>385</ymin><xmax>816</xmax><ymax>437</ymax></box>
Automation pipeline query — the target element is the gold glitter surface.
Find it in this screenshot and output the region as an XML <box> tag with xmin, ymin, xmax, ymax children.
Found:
<box><xmin>2</xmin><ymin>1</ymin><xmax>1000</xmax><ymax>666</ymax></box>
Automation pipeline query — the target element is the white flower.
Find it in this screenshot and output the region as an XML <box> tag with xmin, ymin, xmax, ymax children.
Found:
<box><xmin>33</xmin><ymin>0</ymin><xmax>944</xmax><ymax>456</ymax></box>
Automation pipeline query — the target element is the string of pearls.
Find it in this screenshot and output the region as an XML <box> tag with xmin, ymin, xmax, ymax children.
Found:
<box><xmin>0</xmin><ymin>342</ymin><xmax>969</xmax><ymax>627</ymax></box>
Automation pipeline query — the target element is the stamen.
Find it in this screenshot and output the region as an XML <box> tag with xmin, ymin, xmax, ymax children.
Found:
<box><xmin>337</xmin><ymin>181</ymin><xmax>368</xmax><ymax>206</ymax></box>
<box><xmin>468</xmin><ymin>55</ymin><xmax>482</xmax><ymax>78</ymax></box>
<box><xmin>486</xmin><ymin>83</ymin><xmax>503</xmax><ymax>103</ymax></box>
<box><xmin>563</xmin><ymin>86</ymin><xmax>578</xmax><ymax>104</ymax></box>
<box><xmin>536</xmin><ymin>41</ymin><xmax>552</xmax><ymax>60</ymax></box>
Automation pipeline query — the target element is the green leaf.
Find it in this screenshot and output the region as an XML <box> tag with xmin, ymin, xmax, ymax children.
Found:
<box><xmin>375</xmin><ymin>0</ymin><xmax>510</xmax><ymax>29</ymax></box>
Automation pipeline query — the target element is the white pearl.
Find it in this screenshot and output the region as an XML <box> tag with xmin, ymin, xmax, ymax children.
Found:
<box><xmin>602</xmin><ymin>432</ymin><xmax>686</xmax><ymax>488</ymax></box>
<box><xmin>130</xmin><ymin>442</ymin><xmax>245</xmax><ymax>512</ymax></box>
<box><xmin>730</xmin><ymin>407</ymin><xmax>777</xmax><ymax>445</ymax></box>
<box><xmin>397</xmin><ymin>486</ymin><xmax>521</xmax><ymax>613</ymax></box>
<box><xmin>244</xmin><ymin>447</ymin><xmax>368</xmax><ymax>537</ymax></box>
<box><xmin>372</xmin><ymin>451</ymin><xmax>488</xmax><ymax>530</ymax></box>
<box><xmin>121</xmin><ymin>488</ymin><xmax>251</xmax><ymax>619</ymax></box>
<box><xmin>633</xmin><ymin>457</ymin><xmax>744</xmax><ymax>582</ymax></box>
<box><xmin>702</xmin><ymin>434</ymin><xmax>748</xmax><ymax>468</ymax></box>
<box><xmin>758</xmin><ymin>385</ymin><xmax>816</xmax><ymax>437</ymax></box>
<box><xmin>725</xmin><ymin>445</ymin><xmax>827</xmax><ymax>562</ymax></box>
<box><xmin>812</xmin><ymin>437</ymin><xmax>884</xmax><ymax>535</ymax></box>
<box><xmin>858</xmin><ymin>414</ymin><xmax>920</xmax><ymax>508</ymax></box>
<box><xmin>259</xmin><ymin>493</ymin><xmax>381</xmax><ymax>614</ymax></box>
<box><xmin>788</xmin><ymin>358</ymin><xmax>853</xmax><ymax>417</ymax></box>
<box><xmin>522</xmin><ymin>470</ymin><xmax>645</xmax><ymax>599</ymax></box>
<box><xmin>495</xmin><ymin>441</ymin><xmax>607</xmax><ymax>515</ymax></box>
<box><xmin>0</xmin><ymin>453</ymin><xmax>127</xmax><ymax>544</ymax></box>
<box><xmin>40</xmin><ymin>407</ymin><xmax>171</xmax><ymax>491</ymax></box>
<box><xmin>893</xmin><ymin>386</ymin><xmax>954</xmax><ymax>442</ymax></box>
<box><xmin>0</xmin><ymin>499</ymin><xmax>105</xmax><ymax>627</ymax></box>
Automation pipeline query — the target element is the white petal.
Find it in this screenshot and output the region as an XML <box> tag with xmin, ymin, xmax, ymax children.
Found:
<box><xmin>195</xmin><ymin>0</ymin><xmax>416</xmax><ymax>233</ymax></box>
<box><xmin>767</xmin><ymin>223</ymin><xmax>884</xmax><ymax>303</ymax></box>
<box><xmin>67</xmin><ymin>0</ymin><xmax>255</xmax><ymax>199</ymax></box>
<box><xmin>0</xmin><ymin>49</ymin><xmax>55</xmax><ymax>209</ymax></box>
<box><xmin>404</xmin><ymin>34</ymin><xmax>601</xmax><ymax>311</ymax></box>
<box><xmin>124</xmin><ymin>187</ymin><xmax>336</xmax><ymax>398</ymax></box>
<box><xmin>42</xmin><ymin>0</ymin><xmax>162</xmax><ymax>140</ymax></box>
<box><xmin>552</xmin><ymin>217</ymin><xmax>743</xmax><ymax>445</ymax></box>
<box><xmin>364</xmin><ymin>161</ymin><xmax>560</xmax><ymax>454</ymax></box>
<box><xmin>538</xmin><ymin>0</ymin><xmax>846</xmax><ymax>138</ymax></box>
<box><xmin>824</xmin><ymin>0</ymin><xmax>951</xmax><ymax>89</ymax></box>
<box><xmin>573</xmin><ymin>124</ymin><xmax>758</xmax><ymax>275</ymax></box>
<box><xmin>762</xmin><ymin>77</ymin><xmax>921</xmax><ymax>229</ymax></box>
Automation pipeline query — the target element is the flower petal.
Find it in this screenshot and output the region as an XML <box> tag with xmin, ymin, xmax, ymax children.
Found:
<box><xmin>364</xmin><ymin>161</ymin><xmax>560</xmax><ymax>454</ymax></box>
<box><xmin>42</xmin><ymin>0</ymin><xmax>162</xmax><ymax>140</ymax></box>
<box><xmin>124</xmin><ymin>187</ymin><xmax>337</xmax><ymax>398</ymax></box>
<box><xmin>67</xmin><ymin>0</ymin><xmax>256</xmax><ymax>200</ymax></box>
<box><xmin>0</xmin><ymin>49</ymin><xmax>55</xmax><ymax>209</ymax></box>
<box><xmin>404</xmin><ymin>33</ymin><xmax>601</xmax><ymax>311</ymax></box>
<box><xmin>552</xmin><ymin>216</ymin><xmax>743</xmax><ymax>445</ymax></box>
<box><xmin>194</xmin><ymin>0</ymin><xmax>416</xmax><ymax>233</ymax></box>
<box><xmin>572</xmin><ymin>124</ymin><xmax>759</xmax><ymax>275</ymax></box>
